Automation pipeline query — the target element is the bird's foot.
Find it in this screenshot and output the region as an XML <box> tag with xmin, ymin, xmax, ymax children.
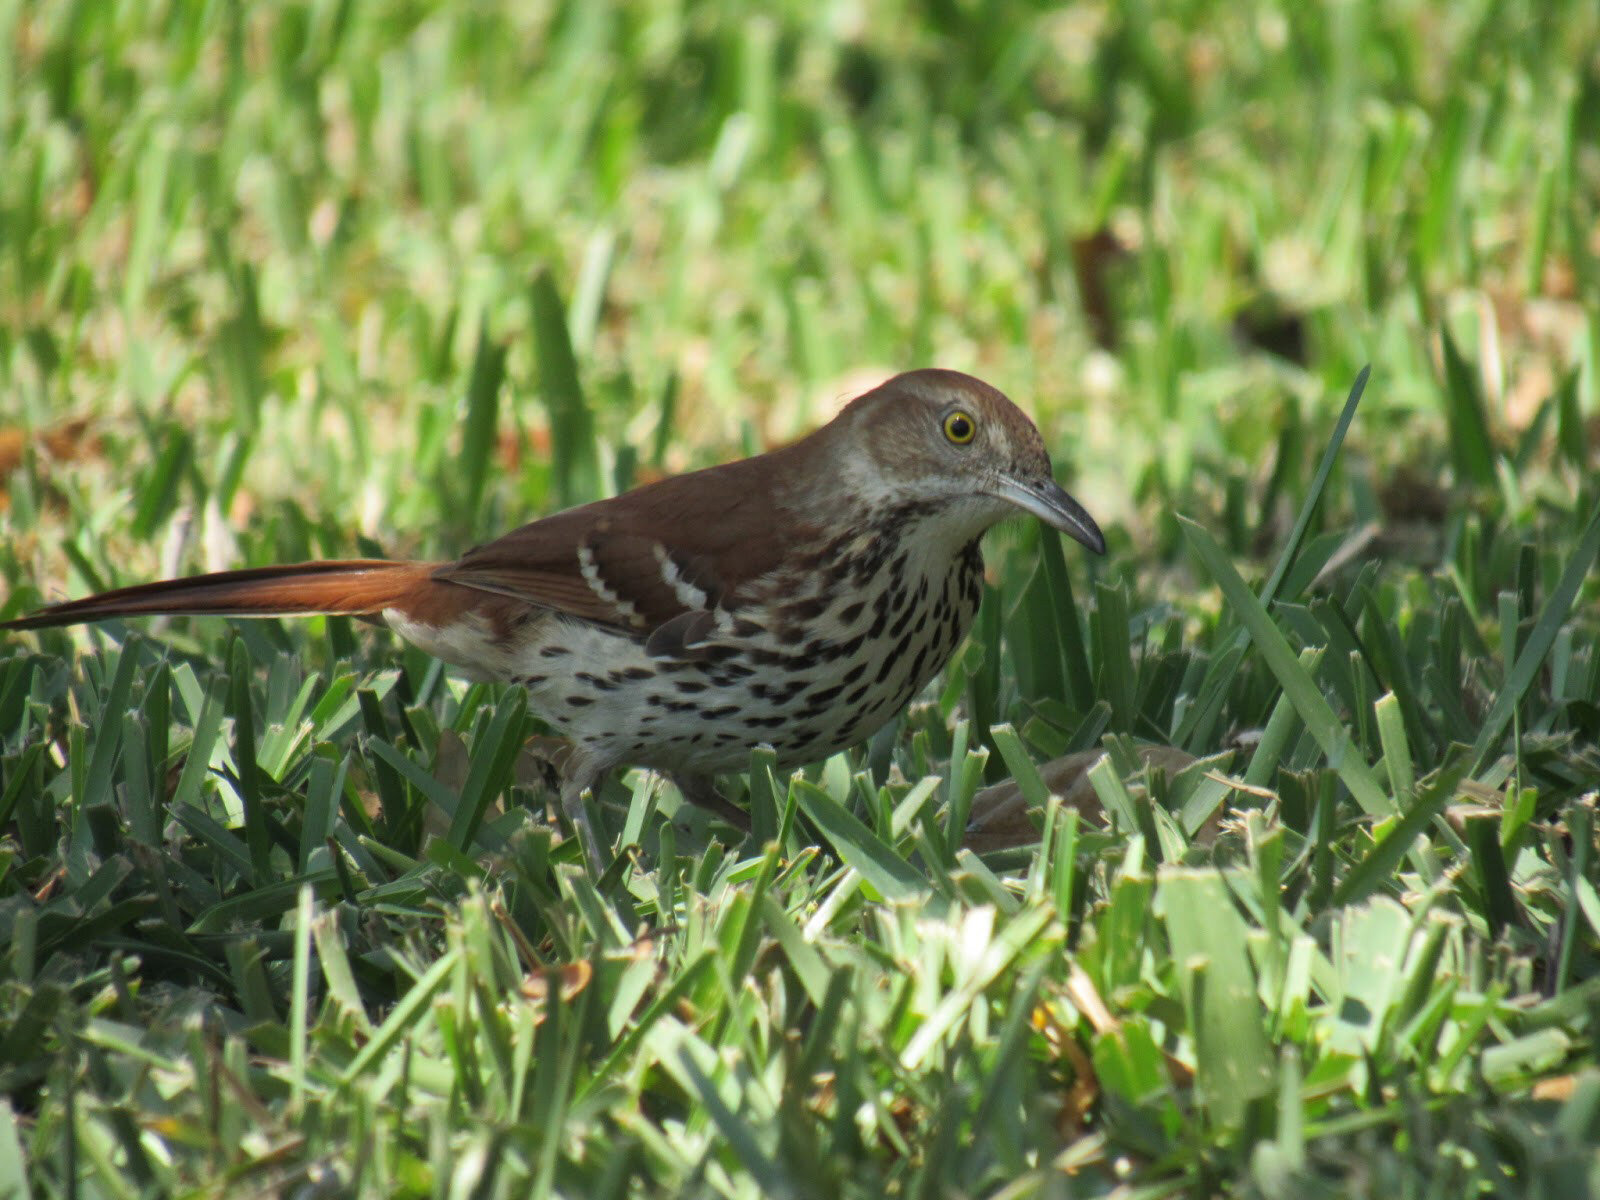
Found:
<box><xmin>668</xmin><ymin>772</ymin><xmax>752</xmax><ymax>833</ymax></box>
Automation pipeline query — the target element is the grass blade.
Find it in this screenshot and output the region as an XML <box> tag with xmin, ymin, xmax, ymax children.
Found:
<box><xmin>459</xmin><ymin>321</ymin><xmax>507</xmax><ymax>530</ymax></box>
<box><xmin>1181</xmin><ymin>517</ymin><xmax>1391</xmax><ymax>817</ymax></box>
<box><xmin>1438</xmin><ymin>326</ymin><xmax>1498</xmax><ymax>489</ymax></box>
<box><xmin>793</xmin><ymin>780</ymin><xmax>926</xmax><ymax>901</ymax></box>
<box><xmin>1176</xmin><ymin>367</ymin><xmax>1370</xmax><ymax>749</ymax></box>
<box><xmin>1470</xmin><ymin>497</ymin><xmax>1600</xmax><ymax>774</ymax></box>
<box><xmin>529</xmin><ymin>268</ymin><xmax>599</xmax><ymax>507</ymax></box>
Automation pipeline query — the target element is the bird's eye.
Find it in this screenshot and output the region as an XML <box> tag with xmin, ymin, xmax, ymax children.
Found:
<box><xmin>942</xmin><ymin>410</ymin><xmax>976</xmax><ymax>444</ymax></box>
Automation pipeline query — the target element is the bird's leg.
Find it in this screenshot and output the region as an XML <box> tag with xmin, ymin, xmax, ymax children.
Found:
<box><xmin>519</xmin><ymin>735</ymin><xmax>610</xmax><ymax>875</ymax></box>
<box><xmin>518</xmin><ymin>735</ymin><xmax>573</xmax><ymax>794</ymax></box>
<box><xmin>558</xmin><ymin>755</ymin><xmax>610</xmax><ymax>876</ymax></box>
<box><xmin>668</xmin><ymin>772</ymin><xmax>752</xmax><ymax>832</ymax></box>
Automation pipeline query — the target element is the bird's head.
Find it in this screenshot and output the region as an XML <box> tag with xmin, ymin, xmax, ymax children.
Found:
<box><xmin>828</xmin><ymin>368</ymin><xmax>1106</xmax><ymax>554</ymax></box>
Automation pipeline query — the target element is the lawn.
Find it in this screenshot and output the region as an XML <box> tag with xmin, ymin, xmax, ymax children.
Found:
<box><xmin>2</xmin><ymin>1</ymin><xmax>1599</xmax><ymax>1196</ymax></box>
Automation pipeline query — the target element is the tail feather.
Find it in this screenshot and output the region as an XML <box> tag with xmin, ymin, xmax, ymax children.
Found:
<box><xmin>3</xmin><ymin>559</ymin><xmax>439</xmax><ymax>631</ymax></box>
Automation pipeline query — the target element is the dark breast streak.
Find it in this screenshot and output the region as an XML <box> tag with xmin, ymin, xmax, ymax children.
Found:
<box><xmin>508</xmin><ymin>507</ymin><xmax>986</xmax><ymax>776</ymax></box>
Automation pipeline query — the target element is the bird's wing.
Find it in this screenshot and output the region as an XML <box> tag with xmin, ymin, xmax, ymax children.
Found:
<box><xmin>431</xmin><ymin>456</ymin><xmax>805</xmax><ymax>644</ymax></box>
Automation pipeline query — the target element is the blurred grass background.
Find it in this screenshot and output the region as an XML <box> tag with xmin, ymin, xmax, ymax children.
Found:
<box><xmin>2</xmin><ymin>2</ymin><xmax>1599</xmax><ymax>1196</ymax></box>
<box><xmin>5</xmin><ymin>0</ymin><xmax>1593</xmax><ymax>573</ymax></box>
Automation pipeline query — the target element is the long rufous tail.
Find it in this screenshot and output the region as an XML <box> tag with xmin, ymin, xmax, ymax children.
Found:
<box><xmin>2</xmin><ymin>559</ymin><xmax>440</xmax><ymax>631</ymax></box>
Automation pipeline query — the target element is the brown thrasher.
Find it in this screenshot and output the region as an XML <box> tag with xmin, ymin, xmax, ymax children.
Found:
<box><xmin>6</xmin><ymin>369</ymin><xmax>1104</xmax><ymax>868</ymax></box>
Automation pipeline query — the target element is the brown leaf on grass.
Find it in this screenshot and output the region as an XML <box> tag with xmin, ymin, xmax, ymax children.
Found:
<box><xmin>807</xmin><ymin>1067</ymin><xmax>920</xmax><ymax>1158</ymax></box>
<box><xmin>1031</xmin><ymin>1004</ymin><xmax>1099</xmax><ymax>1134</ymax></box>
<box><xmin>1069</xmin><ymin>228</ymin><xmax>1129</xmax><ymax>351</ymax></box>
<box><xmin>1233</xmin><ymin>302</ymin><xmax>1308</xmax><ymax>365</ymax></box>
<box><xmin>518</xmin><ymin>959</ymin><xmax>594</xmax><ymax>1004</ymax></box>
<box><xmin>31</xmin><ymin>865</ymin><xmax>66</xmax><ymax>903</ymax></box>
<box><xmin>497</xmin><ymin>424</ymin><xmax>552</xmax><ymax>474</ymax></box>
<box><xmin>1531</xmin><ymin>1074</ymin><xmax>1577</xmax><ymax>1101</ymax></box>
<box><xmin>963</xmin><ymin>744</ymin><xmax>1204</xmax><ymax>853</ymax></box>
<box><xmin>1064</xmin><ymin>962</ymin><xmax>1118</xmax><ymax>1035</ymax></box>
<box><xmin>1378</xmin><ymin>464</ymin><xmax>1452</xmax><ymax>524</ymax></box>
<box><xmin>1040</xmin><ymin>965</ymin><xmax>1201</xmax><ymax>1147</ymax></box>
<box><xmin>0</xmin><ymin>417</ymin><xmax>102</xmax><ymax>509</ymax></box>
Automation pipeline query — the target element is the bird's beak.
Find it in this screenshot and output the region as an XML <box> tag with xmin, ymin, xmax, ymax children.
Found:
<box><xmin>992</xmin><ymin>475</ymin><xmax>1107</xmax><ymax>555</ymax></box>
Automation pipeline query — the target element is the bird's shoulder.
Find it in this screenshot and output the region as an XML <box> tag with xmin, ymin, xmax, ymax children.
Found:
<box><xmin>432</xmin><ymin>453</ymin><xmax>811</xmax><ymax>636</ymax></box>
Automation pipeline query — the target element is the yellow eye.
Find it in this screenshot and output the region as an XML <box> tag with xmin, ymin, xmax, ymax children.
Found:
<box><xmin>942</xmin><ymin>410</ymin><xmax>976</xmax><ymax>444</ymax></box>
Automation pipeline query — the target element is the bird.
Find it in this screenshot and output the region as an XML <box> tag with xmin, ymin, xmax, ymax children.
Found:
<box><xmin>5</xmin><ymin>368</ymin><xmax>1105</xmax><ymax>870</ymax></box>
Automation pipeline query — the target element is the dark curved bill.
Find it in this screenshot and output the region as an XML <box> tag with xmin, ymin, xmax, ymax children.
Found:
<box><xmin>992</xmin><ymin>476</ymin><xmax>1107</xmax><ymax>555</ymax></box>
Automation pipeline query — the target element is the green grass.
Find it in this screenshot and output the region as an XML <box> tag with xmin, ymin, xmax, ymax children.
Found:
<box><xmin>3</xmin><ymin>1</ymin><xmax>1599</xmax><ymax>1195</ymax></box>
